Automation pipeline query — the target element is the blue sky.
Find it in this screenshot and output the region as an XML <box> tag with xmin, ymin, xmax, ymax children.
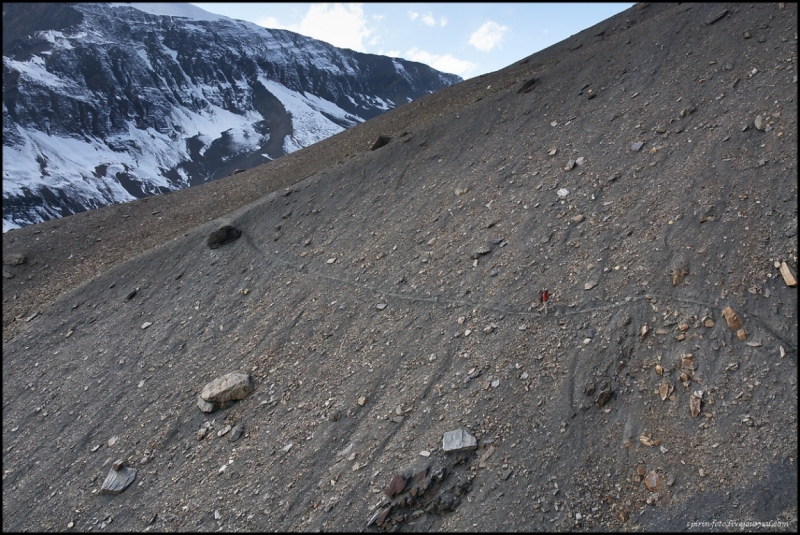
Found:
<box><xmin>191</xmin><ymin>3</ymin><xmax>635</xmax><ymax>79</ymax></box>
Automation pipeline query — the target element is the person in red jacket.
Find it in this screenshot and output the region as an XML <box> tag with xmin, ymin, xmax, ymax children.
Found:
<box><xmin>539</xmin><ymin>288</ymin><xmax>550</xmax><ymax>315</ymax></box>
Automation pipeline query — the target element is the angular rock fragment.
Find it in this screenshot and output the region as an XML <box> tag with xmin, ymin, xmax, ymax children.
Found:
<box><xmin>385</xmin><ymin>475</ymin><xmax>408</xmax><ymax>497</ymax></box>
<box><xmin>517</xmin><ymin>77</ymin><xmax>537</xmax><ymax>94</ymax></box>
<box><xmin>736</xmin><ymin>329</ymin><xmax>747</xmax><ymax>340</ymax></box>
<box><xmin>689</xmin><ymin>393</ymin><xmax>702</xmax><ymax>418</ymax></box>
<box><xmin>376</xmin><ymin>506</ymin><xmax>393</xmax><ymax>526</ymax></box>
<box><xmin>3</xmin><ymin>253</ymin><xmax>27</xmax><ymax>266</ymax></box>
<box><xmin>471</xmin><ymin>243</ymin><xmax>494</xmax><ymax>259</ymax></box>
<box><xmin>100</xmin><ymin>460</ymin><xmax>136</xmax><ymax>495</ymax></box>
<box><xmin>721</xmin><ymin>307</ymin><xmax>743</xmax><ymax>331</ymax></box>
<box><xmin>672</xmin><ymin>266</ymin><xmax>687</xmax><ymax>286</ymax></box>
<box><xmin>443</xmin><ymin>428</ymin><xmax>477</xmax><ymax>453</ymax></box>
<box><xmin>705</xmin><ymin>8</ymin><xmax>728</xmax><ymax>25</ymax></box>
<box><xmin>197</xmin><ymin>396</ymin><xmax>218</xmax><ymax>413</ymax></box>
<box><xmin>779</xmin><ymin>261</ymin><xmax>797</xmax><ymax>287</ymax></box>
<box><xmin>371</xmin><ymin>135</ymin><xmax>391</xmax><ymax>150</ymax></box>
<box><xmin>229</xmin><ymin>423</ymin><xmax>244</xmax><ymax>442</ymax></box>
<box><xmin>644</xmin><ymin>470</ymin><xmax>662</xmax><ymax>491</ymax></box>
<box><xmin>207</xmin><ymin>225</ymin><xmax>241</xmax><ymax>249</ymax></box>
<box><xmin>640</xmin><ymin>434</ymin><xmax>658</xmax><ymax>447</ymax></box>
<box><xmin>413</xmin><ymin>466</ymin><xmax>431</xmax><ymax>484</ymax></box>
<box><xmin>595</xmin><ymin>384</ymin><xmax>613</xmax><ymax>407</ymax></box>
<box><xmin>433</xmin><ymin>492</ymin><xmax>461</xmax><ymax>512</ymax></box>
<box><xmin>200</xmin><ymin>372</ymin><xmax>253</xmax><ymax>404</ymax></box>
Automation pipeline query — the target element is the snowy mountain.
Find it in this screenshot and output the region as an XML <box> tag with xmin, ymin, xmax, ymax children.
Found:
<box><xmin>2</xmin><ymin>2</ymin><xmax>461</xmax><ymax>232</ymax></box>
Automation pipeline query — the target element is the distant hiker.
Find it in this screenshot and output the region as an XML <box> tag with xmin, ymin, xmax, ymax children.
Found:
<box><xmin>539</xmin><ymin>288</ymin><xmax>550</xmax><ymax>315</ymax></box>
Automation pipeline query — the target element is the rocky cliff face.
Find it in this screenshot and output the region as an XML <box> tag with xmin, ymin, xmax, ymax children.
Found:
<box><xmin>2</xmin><ymin>2</ymin><xmax>461</xmax><ymax>231</ymax></box>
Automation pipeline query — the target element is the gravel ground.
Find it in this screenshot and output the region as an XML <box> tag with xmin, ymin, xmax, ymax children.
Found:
<box><xmin>3</xmin><ymin>3</ymin><xmax>797</xmax><ymax>532</ymax></box>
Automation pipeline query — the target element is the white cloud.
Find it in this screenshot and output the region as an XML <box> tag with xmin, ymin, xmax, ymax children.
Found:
<box><xmin>409</xmin><ymin>10</ymin><xmax>444</xmax><ymax>27</ymax></box>
<box><xmin>295</xmin><ymin>3</ymin><xmax>374</xmax><ymax>52</ymax></box>
<box><xmin>420</xmin><ymin>12</ymin><xmax>436</xmax><ymax>26</ymax></box>
<box><xmin>404</xmin><ymin>47</ymin><xmax>476</xmax><ymax>78</ymax></box>
<box><xmin>256</xmin><ymin>15</ymin><xmax>290</xmax><ymax>30</ymax></box>
<box><xmin>469</xmin><ymin>21</ymin><xmax>509</xmax><ymax>52</ymax></box>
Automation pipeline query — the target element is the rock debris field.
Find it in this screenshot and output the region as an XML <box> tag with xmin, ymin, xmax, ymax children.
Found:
<box><xmin>2</xmin><ymin>2</ymin><xmax>798</xmax><ymax>532</ymax></box>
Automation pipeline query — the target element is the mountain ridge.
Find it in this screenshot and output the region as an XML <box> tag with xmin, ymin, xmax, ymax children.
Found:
<box><xmin>2</xmin><ymin>2</ymin><xmax>460</xmax><ymax>231</ymax></box>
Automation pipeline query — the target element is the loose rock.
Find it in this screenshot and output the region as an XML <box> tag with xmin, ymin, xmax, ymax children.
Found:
<box><xmin>778</xmin><ymin>261</ymin><xmax>797</xmax><ymax>287</ymax></box>
<box><xmin>200</xmin><ymin>372</ymin><xmax>253</xmax><ymax>404</ymax></box>
<box><xmin>443</xmin><ymin>428</ymin><xmax>477</xmax><ymax>452</ymax></box>
<box><xmin>644</xmin><ymin>470</ymin><xmax>662</xmax><ymax>491</ymax></box>
<box><xmin>659</xmin><ymin>382</ymin><xmax>673</xmax><ymax>401</ymax></box>
<box><xmin>197</xmin><ymin>396</ymin><xmax>218</xmax><ymax>413</ymax></box>
<box><xmin>705</xmin><ymin>8</ymin><xmax>728</xmax><ymax>25</ymax></box>
<box><xmin>721</xmin><ymin>306</ymin><xmax>744</xmax><ymax>331</ymax></box>
<box><xmin>471</xmin><ymin>243</ymin><xmax>494</xmax><ymax>259</ymax></box>
<box><xmin>690</xmin><ymin>393</ymin><xmax>702</xmax><ymax>418</ymax></box>
<box><xmin>736</xmin><ymin>329</ymin><xmax>747</xmax><ymax>341</ymax></box>
<box><xmin>385</xmin><ymin>475</ymin><xmax>408</xmax><ymax>497</ymax></box>
<box><xmin>3</xmin><ymin>253</ymin><xmax>27</xmax><ymax>266</ymax></box>
<box><xmin>206</xmin><ymin>225</ymin><xmax>241</xmax><ymax>249</ymax></box>
<box><xmin>100</xmin><ymin>461</ymin><xmax>136</xmax><ymax>495</ymax></box>
<box><xmin>229</xmin><ymin>423</ymin><xmax>244</xmax><ymax>442</ymax></box>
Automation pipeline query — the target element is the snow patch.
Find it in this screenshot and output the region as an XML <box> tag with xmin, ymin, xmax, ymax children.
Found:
<box><xmin>3</xmin><ymin>56</ymin><xmax>66</xmax><ymax>88</ymax></box>
<box><xmin>257</xmin><ymin>77</ymin><xmax>362</xmax><ymax>152</ymax></box>
<box><xmin>135</xmin><ymin>48</ymin><xmax>153</xmax><ymax>71</ymax></box>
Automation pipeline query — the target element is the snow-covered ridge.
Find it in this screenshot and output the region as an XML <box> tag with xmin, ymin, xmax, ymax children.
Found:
<box><xmin>108</xmin><ymin>3</ymin><xmax>231</xmax><ymax>22</ymax></box>
<box><xmin>2</xmin><ymin>2</ymin><xmax>462</xmax><ymax>232</ymax></box>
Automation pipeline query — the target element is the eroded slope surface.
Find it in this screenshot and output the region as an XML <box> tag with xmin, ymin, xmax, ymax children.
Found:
<box><xmin>3</xmin><ymin>3</ymin><xmax>797</xmax><ymax>532</ymax></box>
